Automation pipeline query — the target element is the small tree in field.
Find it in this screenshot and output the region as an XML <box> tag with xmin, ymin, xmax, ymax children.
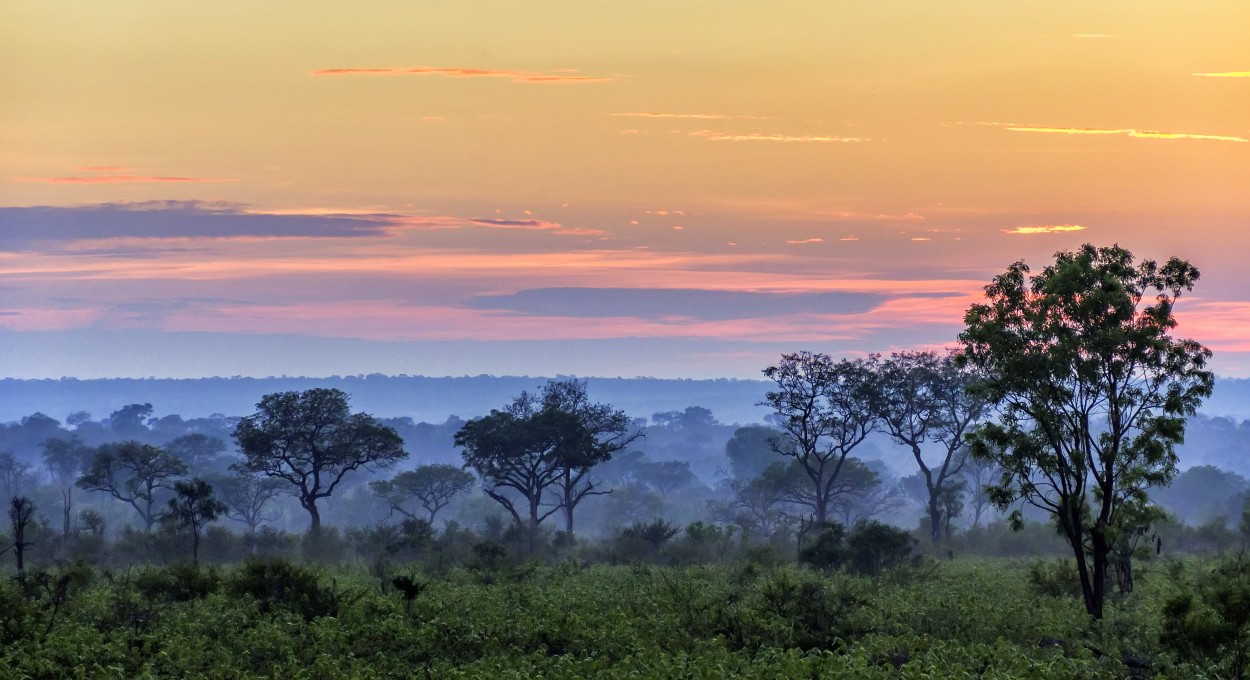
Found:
<box><xmin>162</xmin><ymin>478</ymin><xmax>227</xmax><ymax>564</ymax></box>
<box><xmin>959</xmin><ymin>244</ymin><xmax>1213</xmax><ymax>619</ymax></box>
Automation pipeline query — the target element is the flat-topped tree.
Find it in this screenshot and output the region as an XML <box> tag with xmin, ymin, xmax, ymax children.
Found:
<box><xmin>233</xmin><ymin>388</ymin><xmax>407</xmax><ymax>532</ymax></box>
<box><xmin>959</xmin><ymin>244</ymin><xmax>1213</xmax><ymax>619</ymax></box>
<box><xmin>370</xmin><ymin>464</ymin><xmax>476</xmax><ymax>524</ymax></box>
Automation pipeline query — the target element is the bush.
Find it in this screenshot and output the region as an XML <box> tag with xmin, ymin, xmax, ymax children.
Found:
<box><xmin>226</xmin><ymin>558</ymin><xmax>342</xmax><ymax>621</ymax></box>
<box><xmin>1161</xmin><ymin>553</ymin><xmax>1250</xmax><ymax>678</ymax></box>
<box><xmin>844</xmin><ymin>521</ymin><xmax>916</xmax><ymax>576</ymax></box>
<box><xmin>1026</xmin><ymin>559</ymin><xmax>1083</xmax><ymax>598</ymax></box>
<box><xmin>799</xmin><ymin>522</ymin><xmax>846</xmax><ymax>571</ymax></box>
<box><xmin>133</xmin><ymin>562</ymin><xmax>220</xmax><ymax>602</ymax></box>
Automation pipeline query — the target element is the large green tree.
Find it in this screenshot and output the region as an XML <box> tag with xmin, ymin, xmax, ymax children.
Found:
<box><xmin>959</xmin><ymin>244</ymin><xmax>1213</xmax><ymax>619</ymax></box>
<box><xmin>233</xmin><ymin>389</ymin><xmax>407</xmax><ymax>532</ymax></box>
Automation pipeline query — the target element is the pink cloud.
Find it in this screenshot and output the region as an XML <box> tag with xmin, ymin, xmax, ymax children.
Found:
<box><xmin>14</xmin><ymin>175</ymin><xmax>236</xmax><ymax>184</ymax></box>
<box><xmin>311</xmin><ymin>67</ymin><xmax>613</xmax><ymax>84</ymax></box>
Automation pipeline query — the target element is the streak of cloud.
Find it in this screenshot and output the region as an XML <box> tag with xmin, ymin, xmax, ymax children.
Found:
<box><xmin>1192</xmin><ymin>71</ymin><xmax>1250</xmax><ymax>78</ymax></box>
<box><xmin>975</xmin><ymin>122</ymin><xmax>1248</xmax><ymax>143</ymax></box>
<box><xmin>1002</xmin><ymin>224</ymin><xmax>1088</xmax><ymax>235</ymax></box>
<box><xmin>311</xmin><ymin>67</ymin><xmax>613</xmax><ymax>83</ymax></box>
<box><xmin>689</xmin><ymin>130</ymin><xmax>869</xmax><ymax>143</ymax></box>
<box><xmin>611</xmin><ymin>113</ymin><xmax>773</xmax><ymax>120</ymax></box>
<box><xmin>785</xmin><ymin>238</ymin><xmax>824</xmax><ymax>245</ymax></box>
<box><xmin>14</xmin><ymin>175</ymin><xmax>238</xmax><ymax>184</ymax></box>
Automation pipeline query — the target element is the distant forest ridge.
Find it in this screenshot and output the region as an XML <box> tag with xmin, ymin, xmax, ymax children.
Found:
<box><xmin>0</xmin><ymin>375</ymin><xmax>776</xmax><ymax>425</ymax></box>
<box><xmin>2</xmin><ymin>374</ymin><xmax>1249</xmax><ymax>426</ymax></box>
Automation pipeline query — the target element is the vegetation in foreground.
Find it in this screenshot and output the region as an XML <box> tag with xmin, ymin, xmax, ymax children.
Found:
<box><xmin>2</xmin><ymin>551</ymin><xmax>1249</xmax><ymax>679</ymax></box>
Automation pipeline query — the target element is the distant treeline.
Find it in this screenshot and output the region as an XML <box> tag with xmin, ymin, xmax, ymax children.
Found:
<box><xmin>0</xmin><ymin>375</ymin><xmax>774</xmax><ymax>425</ymax></box>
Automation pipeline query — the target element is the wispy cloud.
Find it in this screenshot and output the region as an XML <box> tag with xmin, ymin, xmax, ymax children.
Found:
<box><xmin>1192</xmin><ymin>71</ymin><xmax>1250</xmax><ymax>78</ymax></box>
<box><xmin>14</xmin><ymin>175</ymin><xmax>237</xmax><ymax>184</ymax></box>
<box><xmin>311</xmin><ymin>67</ymin><xmax>613</xmax><ymax>84</ymax></box>
<box><xmin>465</xmin><ymin>218</ymin><xmax>605</xmax><ymax>236</ymax></box>
<box><xmin>1003</xmin><ymin>224</ymin><xmax>1088</xmax><ymax>235</ymax></box>
<box><xmin>785</xmin><ymin>238</ymin><xmax>824</xmax><ymax>245</ymax></box>
<box><xmin>976</xmin><ymin>122</ymin><xmax>1247</xmax><ymax>143</ymax></box>
<box><xmin>611</xmin><ymin>113</ymin><xmax>773</xmax><ymax>120</ymax></box>
<box><xmin>689</xmin><ymin>130</ymin><xmax>868</xmax><ymax>143</ymax></box>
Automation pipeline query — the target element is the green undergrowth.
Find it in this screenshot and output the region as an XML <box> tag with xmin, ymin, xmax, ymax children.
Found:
<box><xmin>0</xmin><ymin>556</ymin><xmax>1236</xmax><ymax>678</ymax></box>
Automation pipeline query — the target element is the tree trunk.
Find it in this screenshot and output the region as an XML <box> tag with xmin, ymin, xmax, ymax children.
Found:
<box><xmin>1089</xmin><ymin>529</ymin><xmax>1108</xmax><ymax>619</ymax></box>
<box><xmin>305</xmin><ymin>500</ymin><xmax>322</xmax><ymax>533</ymax></box>
<box><xmin>928</xmin><ymin>492</ymin><xmax>942</xmax><ymax>544</ymax></box>
<box><xmin>62</xmin><ymin>486</ymin><xmax>72</xmax><ymax>538</ymax></box>
<box><xmin>192</xmin><ymin>527</ymin><xmax>201</xmax><ymax>564</ymax></box>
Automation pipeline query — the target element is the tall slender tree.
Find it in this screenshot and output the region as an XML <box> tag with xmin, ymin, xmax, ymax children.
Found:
<box><xmin>959</xmin><ymin>244</ymin><xmax>1213</xmax><ymax>619</ymax></box>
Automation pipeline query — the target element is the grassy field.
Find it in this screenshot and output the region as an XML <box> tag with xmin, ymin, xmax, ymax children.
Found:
<box><xmin>0</xmin><ymin>554</ymin><xmax>1239</xmax><ymax>679</ymax></box>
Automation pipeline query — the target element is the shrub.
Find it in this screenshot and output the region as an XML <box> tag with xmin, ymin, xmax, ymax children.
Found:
<box><xmin>133</xmin><ymin>562</ymin><xmax>220</xmax><ymax>602</ymax></box>
<box><xmin>1161</xmin><ymin>553</ymin><xmax>1250</xmax><ymax>678</ymax></box>
<box><xmin>799</xmin><ymin>522</ymin><xmax>846</xmax><ymax>571</ymax></box>
<box><xmin>226</xmin><ymin>558</ymin><xmax>341</xmax><ymax>621</ymax></box>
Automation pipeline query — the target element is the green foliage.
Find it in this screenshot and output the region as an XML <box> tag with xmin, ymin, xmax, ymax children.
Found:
<box><xmin>132</xmin><ymin>562</ymin><xmax>220</xmax><ymax>602</ymax></box>
<box><xmin>1028</xmin><ymin>559</ymin><xmax>1085</xmax><ymax>598</ymax></box>
<box><xmin>1161</xmin><ymin>553</ymin><xmax>1250</xmax><ymax>677</ymax></box>
<box><xmin>226</xmin><ymin>558</ymin><xmax>345</xmax><ymax>622</ymax></box>
<box><xmin>846</xmin><ymin>520</ymin><xmax>918</xmax><ymax>576</ymax></box>
<box><xmin>960</xmin><ymin>244</ymin><xmax>1214</xmax><ymax>619</ymax></box>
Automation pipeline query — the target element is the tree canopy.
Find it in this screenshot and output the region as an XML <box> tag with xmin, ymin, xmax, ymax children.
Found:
<box><xmin>959</xmin><ymin>243</ymin><xmax>1213</xmax><ymax>619</ymax></box>
<box><xmin>760</xmin><ymin>352</ymin><xmax>881</xmax><ymax>526</ymax></box>
<box><xmin>233</xmin><ymin>388</ymin><xmax>407</xmax><ymax>531</ymax></box>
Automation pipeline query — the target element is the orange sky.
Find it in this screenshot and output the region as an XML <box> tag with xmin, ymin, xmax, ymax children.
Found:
<box><xmin>1</xmin><ymin>1</ymin><xmax>1247</xmax><ymax>380</ymax></box>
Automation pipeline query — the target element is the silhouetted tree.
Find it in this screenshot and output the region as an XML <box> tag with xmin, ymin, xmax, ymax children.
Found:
<box><xmin>41</xmin><ymin>437</ymin><xmax>91</xmax><ymax>538</ymax></box>
<box><xmin>725</xmin><ymin>426</ymin><xmax>782</xmax><ymax>481</ymax></box>
<box><xmin>761</xmin><ymin>352</ymin><xmax>882</xmax><ymax>525</ymax></box>
<box><xmin>165</xmin><ymin>433</ymin><xmax>227</xmax><ymax>469</ymax></box>
<box><xmin>233</xmin><ymin>389</ymin><xmax>408</xmax><ymax>532</ymax></box>
<box><xmin>959</xmin><ymin>244</ymin><xmax>1214</xmax><ymax>619</ymax></box>
<box><xmin>5</xmin><ymin>497</ymin><xmax>36</xmax><ymax>572</ymax></box>
<box><xmin>215</xmin><ymin>470</ymin><xmax>286</xmax><ymax>532</ymax></box>
<box><xmin>877</xmin><ymin>350</ymin><xmax>986</xmax><ymax>543</ymax></box>
<box><xmin>108</xmin><ymin>403</ymin><xmax>154</xmax><ymax>438</ymax></box>
<box><xmin>0</xmin><ymin>452</ymin><xmax>33</xmax><ymax>500</ymax></box>
<box><xmin>370</xmin><ymin>464</ymin><xmax>476</xmax><ymax>524</ymax></box>
<box><xmin>78</xmin><ymin>441</ymin><xmax>187</xmax><ymax>531</ymax></box>
<box><xmin>636</xmin><ymin>460</ymin><xmax>697</xmax><ymax>495</ymax></box>
<box><xmin>162</xmin><ymin>478</ymin><xmax>227</xmax><ymax>564</ymax></box>
<box><xmin>456</xmin><ymin>392</ymin><xmax>587</xmax><ymax>544</ymax></box>
<box><xmin>536</xmin><ymin>379</ymin><xmax>640</xmax><ymax>536</ymax></box>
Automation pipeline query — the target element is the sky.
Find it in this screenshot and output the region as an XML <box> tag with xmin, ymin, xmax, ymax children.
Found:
<box><xmin>1</xmin><ymin>1</ymin><xmax>1248</xmax><ymax>380</ymax></box>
